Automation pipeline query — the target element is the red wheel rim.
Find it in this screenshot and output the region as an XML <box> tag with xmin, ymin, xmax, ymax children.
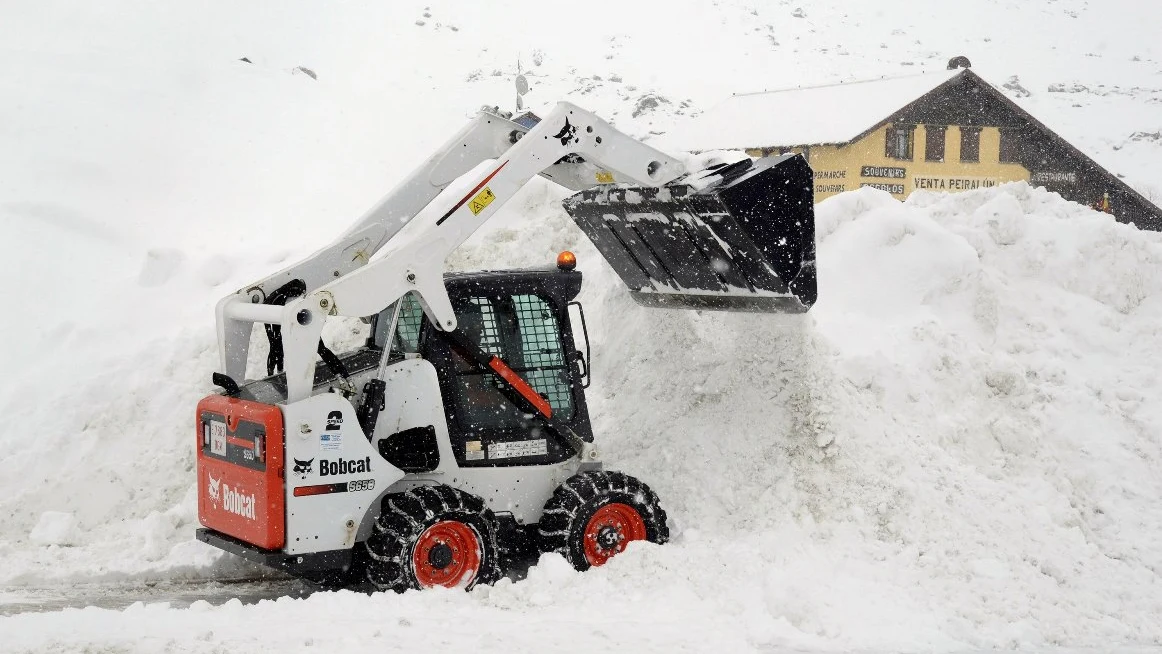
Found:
<box><xmin>412</xmin><ymin>521</ymin><xmax>482</xmax><ymax>589</ymax></box>
<box><xmin>582</xmin><ymin>503</ymin><xmax>648</xmax><ymax>567</ymax></box>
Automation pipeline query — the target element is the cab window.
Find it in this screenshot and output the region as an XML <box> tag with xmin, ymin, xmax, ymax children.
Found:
<box><xmin>373</xmin><ymin>292</ymin><xmax>425</xmax><ymax>355</ymax></box>
<box><xmin>451</xmin><ymin>293</ymin><xmax>575</xmax><ymax>430</ymax></box>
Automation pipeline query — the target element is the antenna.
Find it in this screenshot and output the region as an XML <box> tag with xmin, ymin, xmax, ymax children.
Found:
<box><xmin>514</xmin><ymin>58</ymin><xmax>529</xmax><ymax>112</ymax></box>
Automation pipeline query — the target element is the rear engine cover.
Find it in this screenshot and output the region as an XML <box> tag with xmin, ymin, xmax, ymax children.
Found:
<box><xmin>196</xmin><ymin>396</ymin><xmax>285</xmax><ymax>550</ymax></box>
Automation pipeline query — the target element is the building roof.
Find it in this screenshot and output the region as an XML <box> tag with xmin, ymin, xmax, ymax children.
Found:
<box><xmin>664</xmin><ymin>68</ymin><xmax>967</xmax><ymax>152</ymax></box>
<box><xmin>656</xmin><ymin>65</ymin><xmax>1162</xmax><ymax>230</ymax></box>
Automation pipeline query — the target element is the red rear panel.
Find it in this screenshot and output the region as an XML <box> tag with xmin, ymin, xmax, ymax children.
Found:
<box><xmin>196</xmin><ymin>395</ymin><xmax>285</xmax><ymax>550</ymax></box>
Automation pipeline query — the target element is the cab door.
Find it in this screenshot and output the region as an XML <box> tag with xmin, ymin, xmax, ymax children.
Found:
<box><xmin>426</xmin><ymin>281</ymin><xmax>591</xmax><ymax>467</ymax></box>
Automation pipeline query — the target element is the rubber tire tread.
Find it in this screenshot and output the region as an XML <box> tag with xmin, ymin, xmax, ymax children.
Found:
<box><xmin>537</xmin><ymin>470</ymin><xmax>669</xmax><ymax>571</ymax></box>
<box><xmin>363</xmin><ymin>485</ymin><xmax>503</xmax><ymax>593</ymax></box>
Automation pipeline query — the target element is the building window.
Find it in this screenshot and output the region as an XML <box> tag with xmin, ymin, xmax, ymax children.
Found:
<box><xmin>925</xmin><ymin>125</ymin><xmax>946</xmax><ymax>162</ymax></box>
<box><xmin>885</xmin><ymin>125</ymin><xmax>914</xmax><ymax>160</ymax></box>
<box><xmin>960</xmin><ymin>126</ymin><xmax>982</xmax><ymax>163</ymax></box>
<box><xmin>999</xmin><ymin>128</ymin><xmax>1020</xmax><ymax>164</ymax></box>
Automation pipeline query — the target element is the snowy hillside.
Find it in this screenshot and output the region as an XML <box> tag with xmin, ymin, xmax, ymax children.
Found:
<box><xmin>3</xmin><ymin>0</ymin><xmax>1162</xmax><ymax>652</ymax></box>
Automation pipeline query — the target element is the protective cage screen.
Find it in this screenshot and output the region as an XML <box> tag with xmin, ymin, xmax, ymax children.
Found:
<box><xmin>458</xmin><ymin>294</ymin><xmax>575</xmax><ymax>422</ymax></box>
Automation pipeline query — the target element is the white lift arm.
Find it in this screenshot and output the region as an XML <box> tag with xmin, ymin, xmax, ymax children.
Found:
<box><xmin>216</xmin><ymin>102</ymin><xmax>688</xmax><ymax>402</ymax></box>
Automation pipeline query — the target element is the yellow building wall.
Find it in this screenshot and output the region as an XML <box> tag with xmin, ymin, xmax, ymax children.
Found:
<box><xmin>764</xmin><ymin>124</ymin><xmax>1031</xmax><ymax>203</ymax></box>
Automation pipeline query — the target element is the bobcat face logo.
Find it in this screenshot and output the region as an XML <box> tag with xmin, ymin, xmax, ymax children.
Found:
<box><xmin>293</xmin><ymin>458</ymin><xmax>314</xmax><ymax>479</ymax></box>
<box><xmin>553</xmin><ymin>117</ymin><xmax>577</xmax><ymax>146</ymax></box>
<box><xmin>207</xmin><ymin>474</ymin><xmax>221</xmax><ymax>505</ymax></box>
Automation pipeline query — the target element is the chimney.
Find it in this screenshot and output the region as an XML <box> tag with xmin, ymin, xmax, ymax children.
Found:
<box><xmin>947</xmin><ymin>56</ymin><xmax>972</xmax><ymax>70</ymax></box>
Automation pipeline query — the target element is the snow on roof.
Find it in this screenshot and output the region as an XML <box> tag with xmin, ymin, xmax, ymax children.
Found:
<box><xmin>665</xmin><ymin>68</ymin><xmax>967</xmax><ymax>152</ymax></box>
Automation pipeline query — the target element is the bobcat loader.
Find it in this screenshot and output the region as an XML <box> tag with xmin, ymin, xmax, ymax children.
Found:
<box><xmin>195</xmin><ymin>102</ymin><xmax>817</xmax><ymax>592</ymax></box>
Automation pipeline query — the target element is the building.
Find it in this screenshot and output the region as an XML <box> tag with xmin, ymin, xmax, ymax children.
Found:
<box><xmin>664</xmin><ymin>59</ymin><xmax>1162</xmax><ymax>231</ymax></box>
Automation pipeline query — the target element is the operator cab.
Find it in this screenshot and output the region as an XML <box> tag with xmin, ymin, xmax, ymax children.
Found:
<box><xmin>366</xmin><ymin>265</ymin><xmax>594</xmax><ymax>469</ymax></box>
<box><xmin>224</xmin><ymin>260</ymin><xmax>594</xmax><ymax>471</ymax></box>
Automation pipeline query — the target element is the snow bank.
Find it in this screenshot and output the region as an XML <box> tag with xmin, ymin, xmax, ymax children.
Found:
<box><xmin>8</xmin><ymin>179</ymin><xmax>1162</xmax><ymax>651</ymax></box>
<box><xmin>458</xmin><ymin>180</ymin><xmax>1162</xmax><ymax>650</ymax></box>
<box><xmin>4</xmin><ymin>0</ymin><xmax>1162</xmax><ymax>651</ymax></box>
<box><xmin>28</xmin><ymin>512</ymin><xmax>79</xmax><ymax>548</ymax></box>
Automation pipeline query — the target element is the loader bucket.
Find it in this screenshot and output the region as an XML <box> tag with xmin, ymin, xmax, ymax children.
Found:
<box><xmin>562</xmin><ymin>153</ymin><xmax>817</xmax><ymax>313</ymax></box>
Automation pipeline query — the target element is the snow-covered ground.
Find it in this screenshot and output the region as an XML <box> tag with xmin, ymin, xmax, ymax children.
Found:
<box><xmin>2</xmin><ymin>1</ymin><xmax>1162</xmax><ymax>652</ymax></box>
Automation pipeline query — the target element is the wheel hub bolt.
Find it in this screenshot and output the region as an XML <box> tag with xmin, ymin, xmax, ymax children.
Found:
<box><xmin>427</xmin><ymin>542</ymin><xmax>454</xmax><ymax>569</ymax></box>
<box><xmin>596</xmin><ymin>525</ymin><xmax>621</xmax><ymax>550</ymax></box>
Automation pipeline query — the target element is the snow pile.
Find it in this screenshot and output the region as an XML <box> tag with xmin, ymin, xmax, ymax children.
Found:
<box><xmin>4</xmin><ymin>0</ymin><xmax>1162</xmax><ymax>650</ymax></box>
<box><xmin>465</xmin><ymin>180</ymin><xmax>1162</xmax><ymax>650</ymax></box>
<box><xmin>5</xmin><ymin>181</ymin><xmax>1162</xmax><ymax>651</ymax></box>
<box><xmin>28</xmin><ymin>512</ymin><xmax>79</xmax><ymax>548</ymax></box>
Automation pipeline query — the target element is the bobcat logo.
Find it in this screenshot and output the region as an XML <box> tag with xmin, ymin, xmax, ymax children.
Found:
<box><xmin>207</xmin><ymin>474</ymin><xmax>221</xmax><ymax>505</ymax></box>
<box><xmin>553</xmin><ymin>117</ymin><xmax>577</xmax><ymax>146</ymax></box>
<box><xmin>293</xmin><ymin>458</ymin><xmax>314</xmax><ymax>479</ymax></box>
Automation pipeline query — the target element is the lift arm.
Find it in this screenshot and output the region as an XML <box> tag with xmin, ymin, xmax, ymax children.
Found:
<box><xmin>217</xmin><ymin>102</ymin><xmax>688</xmax><ymax>402</ymax></box>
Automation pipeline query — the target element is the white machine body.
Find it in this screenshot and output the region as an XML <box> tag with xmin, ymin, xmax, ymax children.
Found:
<box><xmin>198</xmin><ymin>103</ymin><xmax>680</xmax><ymax>559</ymax></box>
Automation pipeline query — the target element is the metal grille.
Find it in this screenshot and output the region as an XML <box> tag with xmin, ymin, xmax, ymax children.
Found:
<box><xmin>373</xmin><ymin>292</ymin><xmax>426</xmax><ymax>354</ymax></box>
<box><xmin>454</xmin><ymin>294</ymin><xmax>574</xmax><ymax>423</ymax></box>
<box><xmin>511</xmin><ymin>294</ymin><xmax>573</xmax><ymax>417</ymax></box>
<box><xmin>468</xmin><ymin>297</ymin><xmax>504</xmax><ymax>357</ymax></box>
<box><xmin>394</xmin><ymin>293</ymin><xmax>425</xmax><ymax>353</ymax></box>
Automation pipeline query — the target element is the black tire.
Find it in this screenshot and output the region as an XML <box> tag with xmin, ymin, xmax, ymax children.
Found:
<box><xmin>537</xmin><ymin>470</ymin><xmax>669</xmax><ymax>571</ymax></box>
<box><xmin>363</xmin><ymin>485</ymin><xmax>503</xmax><ymax>593</ymax></box>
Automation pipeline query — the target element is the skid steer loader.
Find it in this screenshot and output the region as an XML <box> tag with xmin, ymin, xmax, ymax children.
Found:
<box><xmin>194</xmin><ymin>102</ymin><xmax>816</xmax><ymax>592</ymax></box>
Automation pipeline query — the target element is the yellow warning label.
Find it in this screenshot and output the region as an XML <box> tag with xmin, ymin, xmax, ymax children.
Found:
<box><xmin>595</xmin><ymin>170</ymin><xmax>615</xmax><ymax>184</ymax></box>
<box><xmin>469</xmin><ymin>186</ymin><xmax>496</xmax><ymax>215</ymax></box>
